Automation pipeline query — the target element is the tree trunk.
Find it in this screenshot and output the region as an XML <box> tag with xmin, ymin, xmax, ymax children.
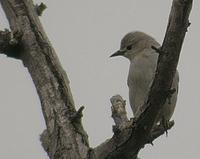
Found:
<box><xmin>0</xmin><ymin>0</ymin><xmax>89</xmax><ymax>158</ymax></box>
<box><xmin>0</xmin><ymin>0</ymin><xmax>193</xmax><ymax>159</ymax></box>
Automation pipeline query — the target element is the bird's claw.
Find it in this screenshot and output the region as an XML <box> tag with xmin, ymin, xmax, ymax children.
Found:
<box><xmin>161</xmin><ymin>117</ymin><xmax>170</xmax><ymax>137</ymax></box>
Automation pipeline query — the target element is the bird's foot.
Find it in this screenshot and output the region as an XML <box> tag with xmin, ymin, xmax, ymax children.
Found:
<box><xmin>161</xmin><ymin>117</ymin><xmax>170</xmax><ymax>137</ymax></box>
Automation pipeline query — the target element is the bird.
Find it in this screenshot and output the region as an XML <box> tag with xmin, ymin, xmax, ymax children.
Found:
<box><xmin>110</xmin><ymin>31</ymin><xmax>179</xmax><ymax>126</ymax></box>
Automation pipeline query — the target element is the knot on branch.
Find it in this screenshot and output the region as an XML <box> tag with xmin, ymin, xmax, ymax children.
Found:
<box><xmin>40</xmin><ymin>129</ymin><xmax>50</xmax><ymax>152</ymax></box>
<box><xmin>69</xmin><ymin>106</ymin><xmax>89</xmax><ymax>146</ymax></box>
<box><xmin>35</xmin><ymin>3</ymin><xmax>47</xmax><ymax>16</ymax></box>
<box><xmin>110</xmin><ymin>95</ymin><xmax>132</xmax><ymax>134</ymax></box>
<box><xmin>0</xmin><ymin>29</ymin><xmax>22</xmax><ymax>59</ymax></box>
<box><xmin>69</xmin><ymin>106</ymin><xmax>84</xmax><ymax>123</ymax></box>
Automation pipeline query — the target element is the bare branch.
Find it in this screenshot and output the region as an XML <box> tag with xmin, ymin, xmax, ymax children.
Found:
<box><xmin>93</xmin><ymin>0</ymin><xmax>193</xmax><ymax>158</ymax></box>
<box><xmin>0</xmin><ymin>0</ymin><xmax>89</xmax><ymax>158</ymax></box>
<box><xmin>93</xmin><ymin>95</ymin><xmax>132</xmax><ymax>159</ymax></box>
<box><xmin>0</xmin><ymin>0</ymin><xmax>193</xmax><ymax>159</ymax></box>
<box><xmin>111</xmin><ymin>95</ymin><xmax>130</xmax><ymax>133</ymax></box>
<box><xmin>0</xmin><ymin>29</ymin><xmax>21</xmax><ymax>59</ymax></box>
<box><xmin>93</xmin><ymin>96</ymin><xmax>174</xmax><ymax>159</ymax></box>
<box><xmin>35</xmin><ymin>2</ymin><xmax>47</xmax><ymax>16</ymax></box>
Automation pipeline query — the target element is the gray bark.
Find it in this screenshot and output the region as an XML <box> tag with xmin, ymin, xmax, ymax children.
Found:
<box><xmin>0</xmin><ymin>0</ymin><xmax>193</xmax><ymax>159</ymax></box>
<box><xmin>0</xmin><ymin>0</ymin><xmax>89</xmax><ymax>158</ymax></box>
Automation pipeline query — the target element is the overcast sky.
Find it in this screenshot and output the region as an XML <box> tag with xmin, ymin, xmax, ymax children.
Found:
<box><xmin>0</xmin><ymin>0</ymin><xmax>199</xmax><ymax>158</ymax></box>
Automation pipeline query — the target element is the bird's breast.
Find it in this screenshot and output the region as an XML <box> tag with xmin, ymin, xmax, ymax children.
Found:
<box><xmin>127</xmin><ymin>56</ymin><xmax>156</xmax><ymax>88</ymax></box>
<box><xmin>127</xmin><ymin>55</ymin><xmax>157</xmax><ymax>115</ymax></box>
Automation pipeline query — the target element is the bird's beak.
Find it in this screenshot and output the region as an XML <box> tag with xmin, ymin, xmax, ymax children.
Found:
<box><xmin>110</xmin><ymin>49</ymin><xmax>126</xmax><ymax>57</ymax></box>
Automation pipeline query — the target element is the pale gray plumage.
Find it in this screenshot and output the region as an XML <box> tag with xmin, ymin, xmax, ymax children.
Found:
<box><xmin>111</xmin><ymin>31</ymin><xmax>179</xmax><ymax>124</ymax></box>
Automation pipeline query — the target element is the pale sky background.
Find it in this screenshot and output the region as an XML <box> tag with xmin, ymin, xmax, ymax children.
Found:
<box><xmin>0</xmin><ymin>0</ymin><xmax>199</xmax><ymax>159</ymax></box>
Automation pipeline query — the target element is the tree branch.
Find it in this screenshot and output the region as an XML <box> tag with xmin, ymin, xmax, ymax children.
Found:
<box><xmin>111</xmin><ymin>95</ymin><xmax>130</xmax><ymax>133</ymax></box>
<box><xmin>0</xmin><ymin>0</ymin><xmax>193</xmax><ymax>159</ymax></box>
<box><xmin>93</xmin><ymin>96</ymin><xmax>174</xmax><ymax>159</ymax></box>
<box><xmin>35</xmin><ymin>2</ymin><xmax>47</xmax><ymax>16</ymax></box>
<box><xmin>93</xmin><ymin>0</ymin><xmax>193</xmax><ymax>158</ymax></box>
<box><xmin>0</xmin><ymin>0</ymin><xmax>89</xmax><ymax>159</ymax></box>
<box><xmin>0</xmin><ymin>29</ymin><xmax>11</xmax><ymax>52</ymax></box>
<box><xmin>0</xmin><ymin>29</ymin><xmax>21</xmax><ymax>59</ymax></box>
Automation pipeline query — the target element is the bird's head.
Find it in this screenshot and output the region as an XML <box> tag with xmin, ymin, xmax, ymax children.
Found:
<box><xmin>110</xmin><ymin>31</ymin><xmax>159</xmax><ymax>61</ymax></box>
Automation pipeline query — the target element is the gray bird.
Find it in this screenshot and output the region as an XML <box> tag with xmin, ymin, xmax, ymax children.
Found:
<box><xmin>110</xmin><ymin>31</ymin><xmax>179</xmax><ymax>125</ymax></box>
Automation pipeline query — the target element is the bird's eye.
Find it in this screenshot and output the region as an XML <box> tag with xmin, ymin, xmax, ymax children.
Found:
<box><xmin>126</xmin><ymin>45</ymin><xmax>132</xmax><ymax>50</ymax></box>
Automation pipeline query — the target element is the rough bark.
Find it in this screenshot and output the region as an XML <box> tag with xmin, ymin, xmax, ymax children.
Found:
<box><xmin>0</xmin><ymin>0</ymin><xmax>193</xmax><ymax>159</ymax></box>
<box><xmin>0</xmin><ymin>0</ymin><xmax>89</xmax><ymax>159</ymax></box>
<box><xmin>93</xmin><ymin>0</ymin><xmax>193</xmax><ymax>158</ymax></box>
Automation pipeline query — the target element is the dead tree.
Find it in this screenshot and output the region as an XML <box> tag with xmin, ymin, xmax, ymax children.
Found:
<box><xmin>0</xmin><ymin>0</ymin><xmax>193</xmax><ymax>159</ymax></box>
